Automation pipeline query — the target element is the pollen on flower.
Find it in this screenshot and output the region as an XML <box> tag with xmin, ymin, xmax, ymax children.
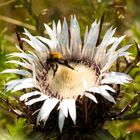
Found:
<box><xmin>41</xmin><ymin>62</ymin><xmax>97</xmax><ymax>100</ymax></box>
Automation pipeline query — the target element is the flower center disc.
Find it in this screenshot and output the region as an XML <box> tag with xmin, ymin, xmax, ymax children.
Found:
<box><xmin>47</xmin><ymin>63</ymin><xmax>97</xmax><ymax>99</ymax></box>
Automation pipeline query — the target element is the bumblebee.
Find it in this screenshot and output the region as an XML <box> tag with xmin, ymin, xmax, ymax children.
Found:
<box><xmin>48</xmin><ymin>51</ymin><xmax>63</xmax><ymax>59</ymax></box>
<box><xmin>47</xmin><ymin>51</ymin><xmax>74</xmax><ymax>77</ymax></box>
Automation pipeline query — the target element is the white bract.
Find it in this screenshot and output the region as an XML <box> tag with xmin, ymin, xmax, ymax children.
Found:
<box><xmin>2</xmin><ymin>15</ymin><xmax>132</xmax><ymax>132</ymax></box>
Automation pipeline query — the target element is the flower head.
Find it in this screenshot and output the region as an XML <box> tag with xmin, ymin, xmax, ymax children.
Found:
<box><xmin>2</xmin><ymin>15</ymin><xmax>132</xmax><ymax>132</ymax></box>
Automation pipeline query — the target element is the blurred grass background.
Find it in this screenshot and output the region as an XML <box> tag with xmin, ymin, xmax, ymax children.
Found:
<box><xmin>0</xmin><ymin>0</ymin><xmax>140</xmax><ymax>139</ymax></box>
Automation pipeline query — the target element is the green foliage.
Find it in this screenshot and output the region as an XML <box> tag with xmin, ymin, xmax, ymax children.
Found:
<box><xmin>0</xmin><ymin>118</ymin><xmax>30</xmax><ymax>140</ymax></box>
<box><xmin>6</xmin><ymin>118</ymin><xmax>27</xmax><ymax>140</ymax></box>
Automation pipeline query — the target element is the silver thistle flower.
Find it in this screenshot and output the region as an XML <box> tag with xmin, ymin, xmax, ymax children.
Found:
<box><xmin>2</xmin><ymin>15</ymin><xmax>132</xmax><ymax>132</ymax></box>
